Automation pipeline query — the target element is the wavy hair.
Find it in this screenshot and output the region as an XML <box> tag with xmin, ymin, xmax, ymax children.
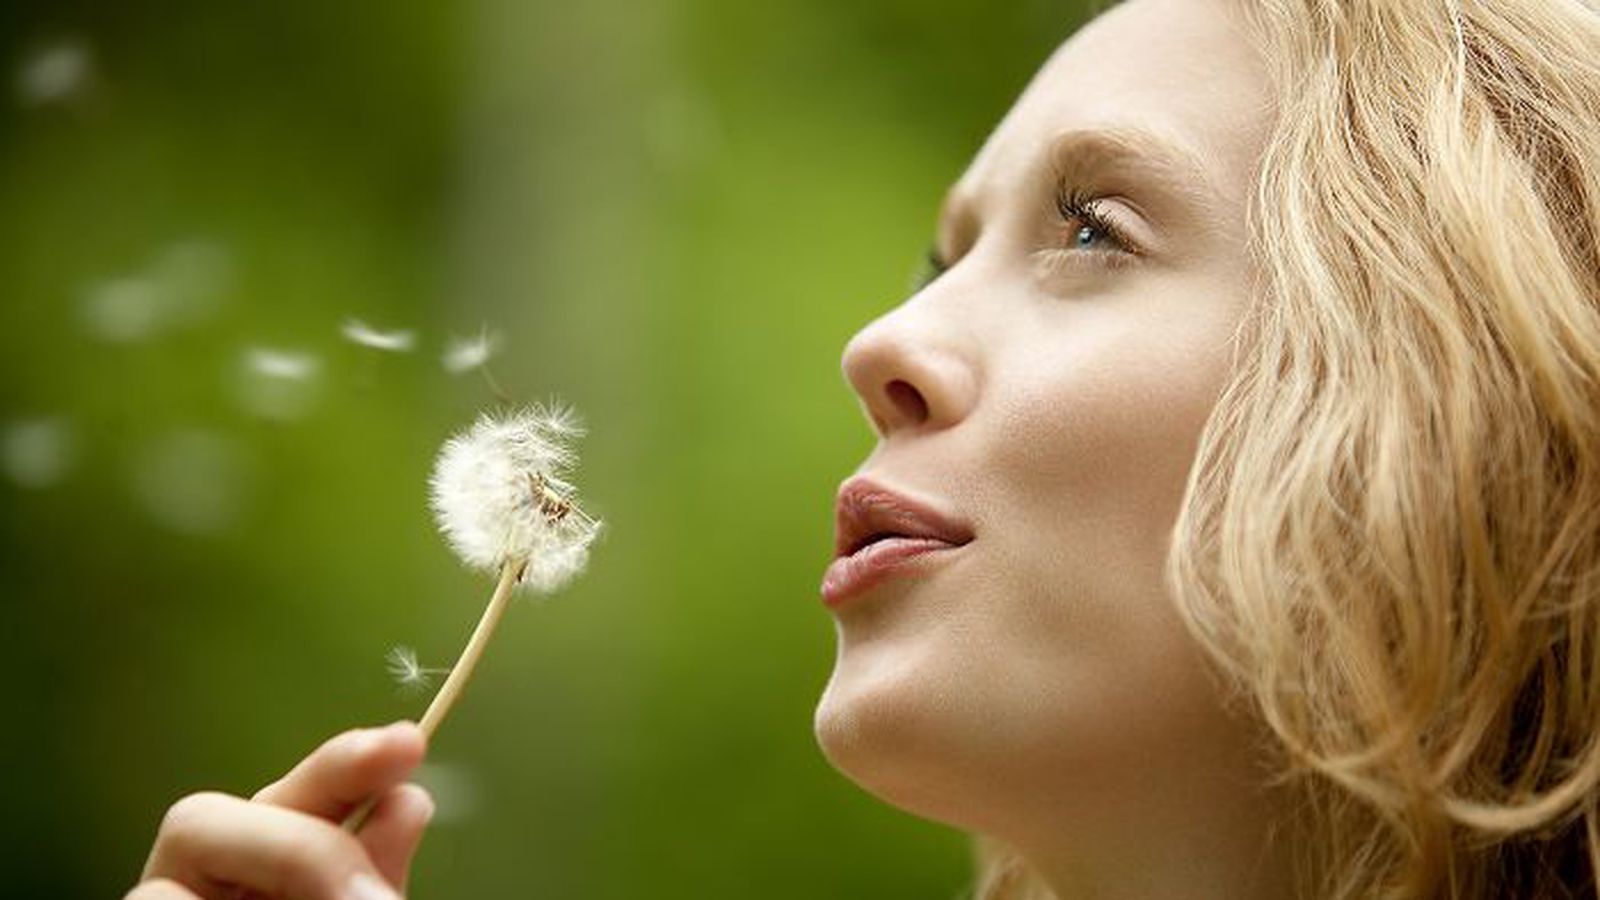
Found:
<box><xmin>975</xmin><ymin>0</ymin><xmax>1600</xmax><ymax>897</ymax></box>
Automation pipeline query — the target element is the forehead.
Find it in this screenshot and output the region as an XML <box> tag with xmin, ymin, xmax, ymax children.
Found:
<box><xmin>946</xmin><ymin>0</ymin><xmax>1272</xmax><ymax>224</ymax></box>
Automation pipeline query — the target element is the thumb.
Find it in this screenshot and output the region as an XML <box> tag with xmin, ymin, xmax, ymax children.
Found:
<box><xmin>357</xmin><ymin>783</ymin><xmax>435</xmax><ymax>894</ymax></box>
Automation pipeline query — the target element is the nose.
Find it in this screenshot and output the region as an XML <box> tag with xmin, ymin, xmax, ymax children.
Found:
<box><xmin>841</xmin><ymin>302</ymin><xmax>978</xmax><ymax>439</ymax></box>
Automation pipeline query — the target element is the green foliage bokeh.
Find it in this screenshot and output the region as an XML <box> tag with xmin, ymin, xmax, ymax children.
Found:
<box><xmin>0</xmin><ymin>1</ymin><xmax>1095</xmax><ymax>897</ymax></box>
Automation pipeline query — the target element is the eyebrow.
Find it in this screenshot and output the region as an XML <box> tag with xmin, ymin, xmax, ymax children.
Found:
<box><xmin>1046</xmin><ymin>126</ymin><xmax>1224</xmax><ymax>210</ymax></box>
<box><xmin>933</xmin><ymin>125</ymin><xmax>1226</xmax><ymax>262</ymax></box>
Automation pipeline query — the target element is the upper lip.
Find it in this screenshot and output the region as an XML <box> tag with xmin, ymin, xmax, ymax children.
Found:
<box><xmin>833</xmin><ymin>476</ymin><xmax>975</xmax><ymax>559</ymax></box>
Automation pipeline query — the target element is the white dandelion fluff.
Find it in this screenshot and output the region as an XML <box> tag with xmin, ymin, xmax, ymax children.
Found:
<box><xmin>246</xmin><ymin>347</ymin><xmax>319</xmax><ymax>380</ymax></box>
<box><xmin>385</xmin><ymin>645</ymin><xmax>450</xmax><ymax>691</ymax></box>
<box><xmin>341</xmin><ymin>318</ymin><xmax>416</xmax><ymax>352</ymax></box>
<box><xmin>2</xmin><ymin>417</ymin><xmax>75</xmax><ymax>488</ymax></box>
<box><xmin>428</xmin><ymin>403</ymin><xmax>601</xmax><ymax>589</ymax></box>
<box><xmin>526</xmin><ymin>398</ymin><xmax>586</xmax><ymax>440</ymax></box>
<box><xmin>16</xmin><ymin>38</ymin><xmax>92</xmax><ymax>108</ymax></box>
<box><xmin>442</xmin><ymin>330</ymin><xmax>498</xmax><ymax>374</ymax></box>
<box><xmin>80</xmin><ymin>277</ymin><xmax>163</xmax><ymax>343</ymax></box>
<box><xmin>237</xmin><ymin>346</ymin><xmax>322</xmax><ymax>421</ymax></box>
<box><xmin>386</xmin><ymin>645</ymin><xmax>426</xmax><ymax>686</ymax></box>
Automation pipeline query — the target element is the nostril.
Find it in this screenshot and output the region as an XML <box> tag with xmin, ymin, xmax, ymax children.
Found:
<box><xmin>884</xmin><ymin>379</ymin><xmax>929</xmax><ymax>427</ymax></box>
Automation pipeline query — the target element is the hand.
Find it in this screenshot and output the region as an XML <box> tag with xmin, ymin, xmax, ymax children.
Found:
<box><xmin>128</xmin><ymin>722</ymin><xmax>433</xmax><ymax>900</ymax></box>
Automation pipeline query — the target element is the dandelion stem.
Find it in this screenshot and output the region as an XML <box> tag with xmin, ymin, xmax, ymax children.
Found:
<box><xmin>342</xmin><ymin>557</ymin><xmax>526</xmax><ymax>834</ymax></box>
<box><xmin>417</xmin><ymin>557</ymin><xmax>524</xmax><ymax>739</ymax></box>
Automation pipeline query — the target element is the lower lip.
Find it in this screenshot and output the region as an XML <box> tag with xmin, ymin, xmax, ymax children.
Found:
<box><xmin>820</xmin><ymin>537</ymin><xmax>966</xmax><ymax>609</ymax></box>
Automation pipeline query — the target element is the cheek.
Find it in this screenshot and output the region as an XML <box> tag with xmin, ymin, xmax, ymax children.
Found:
<box><xmin>991</xmin><ymin>308</ymin><xmax>1234</xmax><ymax>552</ymax></box>
<box><xmin>978</xmin><ymin>303</ymin><xmax>1239</xmax><ymax>713</ymax></box>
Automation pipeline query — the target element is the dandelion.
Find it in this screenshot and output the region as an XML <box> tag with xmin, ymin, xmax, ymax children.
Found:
<box><xmin>340</xmin><ymin>318</ymin><xmax>415</xmax><ymax>352</ymax></box>
<box><xmin>344</xmin><ymin>402</ymin><xmax>601</xmax><ymax>833</ymax></box>
<box><xmin>385</xmin><ymin>645</ymin><xmax>450</xmax><ymax>692</ymax></box>
<box><xmin>428</xmin><ymin>404</ymin><xmax>601</xmax><ymax>581</ymax></box>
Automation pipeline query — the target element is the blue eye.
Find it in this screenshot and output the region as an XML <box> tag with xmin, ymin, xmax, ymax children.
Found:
<box><xmin>1055</xmin><ymin>186</ymin><xmax>1133</xmax><ymax>254</ymax></box>
<box><xmin>913</xmin><ymin>185</ymin><xmax>1138</xmax><ymax>292</ymax></box>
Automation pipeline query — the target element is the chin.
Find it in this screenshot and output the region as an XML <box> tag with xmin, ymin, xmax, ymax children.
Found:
<box><xmin>812</xmin><ymin>649</ymin><xmax>999</xmax><ymax>832</ymax></box>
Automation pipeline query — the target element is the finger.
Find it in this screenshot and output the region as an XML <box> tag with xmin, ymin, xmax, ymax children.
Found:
<box><xmin>124</xmin><ymin>878</ymin><xmax>203</xmax><ymax>900</ymax></box>
<box><xmin>144</xmin><ymin>791</ymin><xmax>401</xmax><ymax>900</ymax></box>
<box><xmin>357</xmin><ymin>783</ymin><xmax>435</xmax><ymax>893</ymax></box>
<box><xmin>252</xmin><ymin>722</ymin><xmax>426</xmax><ymax>821</ymax></box>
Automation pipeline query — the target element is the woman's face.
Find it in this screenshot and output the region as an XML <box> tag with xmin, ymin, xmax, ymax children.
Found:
<box><xmin>814</xmin><ymin>0</ymin><xmax>1277</xmax><ymax>853</ymax></box>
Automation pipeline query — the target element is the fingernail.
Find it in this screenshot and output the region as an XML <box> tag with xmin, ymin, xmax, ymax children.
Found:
<box><xmin>345</xmin><ymin>871</ymin><xmax>401</xmax><ymax>900</ymax></box>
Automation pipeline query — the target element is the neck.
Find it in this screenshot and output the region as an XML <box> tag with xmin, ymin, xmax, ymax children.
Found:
<box><xmin>999</xmin><ymin>742</ymin><xmax>1306</xmax><ymax>900</ymax></box>
<box><xmin>1024</xmin><ymin>810</ymin><xmax>1297</xmax><ymax>900</ymax></box>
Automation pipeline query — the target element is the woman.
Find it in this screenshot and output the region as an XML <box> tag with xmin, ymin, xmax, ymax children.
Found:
<box><xmin>129</xmin><ymin>0</ymin><xmax>1600</xmax><ymax>897</ymax></box>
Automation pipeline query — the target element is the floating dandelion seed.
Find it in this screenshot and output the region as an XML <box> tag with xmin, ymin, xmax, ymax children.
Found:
<box><xmin>345</xmin><ymin>402</ymin><xmax>601</xmax><ymax>834</ymax></box>
<box><xmin>16</xmin><ymin>38</ymin><xmax>92</xmax><ymax>107</ymax></box>
<box><xmin>246</xmin><ymin>347</ymin><xmax>318</xmax><ymax>380</ymax></box>
<box><xmin>237</xmin><ymin>347</ymin><xmax>321</xmax><ymax>421</ymax></box>
<box><xmin>443</xmin><ymin>328</ymin><xmax>512</xmax><ymax>402</ymax></box>
<box><xmin>131</xmin><ymin>429</ymin><xmax>253</xmax><ymax>535</ymax></box>
<box><xmin>80</xmin><ymin>277</ymin><xmax>163</xmax><ymax>343</ymax></box>
<box><xmin>151</xmin><ymin>239</ymin><xmax>233</xmax><ymax>325</ymax></box>
<box><xmin>340</xmin><ymin>318</ymin><xmax>415</xmax><ymax>352</ymax></box>
<box><xmin>2</xmin><ymin>417</ymin><xmax>75</xmax><ymax>488</ymax></box>
<box><xmin>78</xmin><ymin>240</ymin><xmax>232</xmax><ymax>343</ymax></box>
<box><xmin>442</xmin><ymin>330</ymin><xmax>498</xmax><ymax>374</ymax></box>
<box><xmin>385</xmin><ymin>646</ymin><xmax>450</xmax><ymax>692</ymax></box>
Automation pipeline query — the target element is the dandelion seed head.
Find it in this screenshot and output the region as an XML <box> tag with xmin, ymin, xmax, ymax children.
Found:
<box><xmin>341</xmin><ymin>318</ymin><xmax>416</xmax><ymax>352</ymax></box>
<box><xmin>429</xmin><ymin>403</ymin><xmax>600</xmax><ymax>592</ymax></box>
<box><xmin>442</xmin><ymin>330</ymin><xmax>498</xmax><ymax>374</ymax></box>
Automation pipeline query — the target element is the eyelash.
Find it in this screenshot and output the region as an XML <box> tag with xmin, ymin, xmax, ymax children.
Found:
<box><xmin>1050</xmin><ymin>185</ymin><xmax>1138</xmax><ymax>266</ymax></box>
<box><xmin>915</xmin><ymin>183</ymin><xmax>1138</xmax><ymax>289</ymax></box>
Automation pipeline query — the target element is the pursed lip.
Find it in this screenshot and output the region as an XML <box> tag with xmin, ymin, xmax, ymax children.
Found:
<box><xmin>833</xmin><ymin>476</ymin><xmax>975</xmax><ymax>558</ymax></box>
<box><xmin>823</xmin><ymin>476</ymin><xmax>974</xmax><ymax>607</ymax></box>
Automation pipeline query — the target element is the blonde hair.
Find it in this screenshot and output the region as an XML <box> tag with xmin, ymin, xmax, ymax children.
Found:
<box><xmin>975</xmin><ymin>0</ymin><xmax>1600</xmax><ymax>897</ymax></box>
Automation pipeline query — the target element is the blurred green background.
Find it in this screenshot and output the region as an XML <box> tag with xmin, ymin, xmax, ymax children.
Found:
<box><xmin>0</xmin><ymin>1</ymin><xmax>1093</xmax><ymax>897</ymax></box>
